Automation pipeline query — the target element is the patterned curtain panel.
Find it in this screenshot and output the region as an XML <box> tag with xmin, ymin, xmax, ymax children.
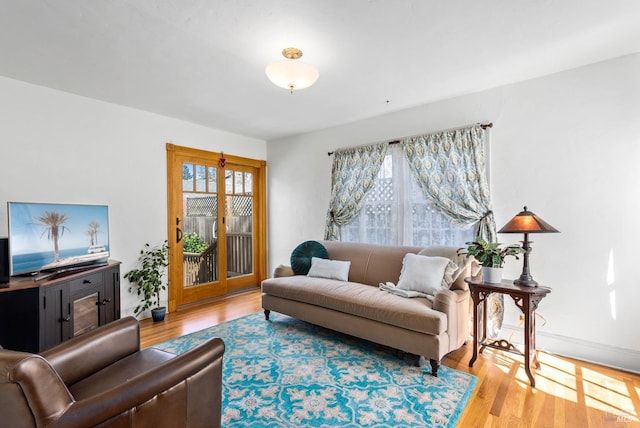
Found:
<box><xmin>403</xmin><ymin>125</ymin><xmax>503</xmax><ymax>338</ymax></box>
<box><xmin>401</xmin><ymin>125</ymin><xmax>496</xmax><ymax>242</ymax></box>
<box><xmin>324</xmin><ymin>143</ymin><xmax>388</xmax><ymax>240</ymax></box>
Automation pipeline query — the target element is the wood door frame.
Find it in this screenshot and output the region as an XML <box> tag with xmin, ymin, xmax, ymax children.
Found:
<box><xmin>166</xmin><ymin>143</ymin><xmax>267</xmax><ymax>312</ymax></box>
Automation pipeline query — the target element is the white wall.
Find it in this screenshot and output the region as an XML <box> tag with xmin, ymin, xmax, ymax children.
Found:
<box><xmin>267</xmin><ymin>53</ymin><xmax>640</xmax><ymax>372</ymax></box>
<box><xmin>0</xmin><ymin>76</ymin><xmax>267</xmax><ymax>317</ymax></box>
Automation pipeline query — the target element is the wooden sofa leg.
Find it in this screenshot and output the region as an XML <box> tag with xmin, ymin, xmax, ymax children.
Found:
<box><xmin>264</xmin><ymin>309</ymin><xmax>270</xmax><ymax>320</ymax></box>
<box><xmin>430</xmin><ymin>359</ymin><xmax>440</xmax><ymax>377</ymax></box>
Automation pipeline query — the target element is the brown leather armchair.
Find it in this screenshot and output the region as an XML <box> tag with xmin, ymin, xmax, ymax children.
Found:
<box><xmin>0</xmin><ymin>316</ymin><xmax>225</xmax><ymax>427</ymax></box>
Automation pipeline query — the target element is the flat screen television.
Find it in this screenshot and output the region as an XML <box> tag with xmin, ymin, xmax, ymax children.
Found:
<box><xmin>7</xmin><ymin>202</ymin><xmax>110</xmax><ymax>276</ymax></box>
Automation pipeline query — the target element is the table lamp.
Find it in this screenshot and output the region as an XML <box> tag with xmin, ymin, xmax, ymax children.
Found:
<box><xmin>498</xmin><ymin>206</ymin><xmax>559</xmax><ymax>286</ymax></box>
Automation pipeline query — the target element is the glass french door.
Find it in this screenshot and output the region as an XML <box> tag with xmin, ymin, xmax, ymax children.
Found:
<box><xmin>166</xmin><ymin>144</ymin><xmax>266</xmax><ymax>310</ymax></box>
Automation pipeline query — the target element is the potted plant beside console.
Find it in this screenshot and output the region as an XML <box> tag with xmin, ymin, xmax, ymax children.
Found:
<box><xmin>125</xmin><ymin>241</ymin><xmax>169</xmax><ymax>322</ymax></box>
<box><xmin>458</xmin><ymin>237</ymin><xmax>524</xmax><ymax>283</ymax></box>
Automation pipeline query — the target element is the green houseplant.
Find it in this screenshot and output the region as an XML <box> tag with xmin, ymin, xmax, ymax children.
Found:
<box><xmin>458</xmin><ymin>237</ymin><xmax>524</xmax><ymax>283</ymax></box>
<box><xmin>124</xmin><ymin>241</ymin><xmax>169</xmax><ymax>322</ymax></box>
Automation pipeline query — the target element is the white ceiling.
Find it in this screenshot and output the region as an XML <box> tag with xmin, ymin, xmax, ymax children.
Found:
<box><xmin>1</xmin><ymin>0</ymin><xmax>639</xmax><ymax>141</ymax></box>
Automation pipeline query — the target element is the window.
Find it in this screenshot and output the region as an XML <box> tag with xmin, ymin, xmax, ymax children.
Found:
<box><xmin>342</xmin><ymin>144</ymin><xmax>474</xmax><ymax>247</ymax></box>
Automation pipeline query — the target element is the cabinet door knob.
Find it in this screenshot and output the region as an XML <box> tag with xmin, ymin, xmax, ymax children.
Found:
<box><xmin>83</xmin><ymin>279</ymin><xmax>92</xmax><ymax>284</ymax></box>
<box><xmin>60</xmin><ymin>316</ymin><xmax>71</xmax><ymax>322</ymax></box>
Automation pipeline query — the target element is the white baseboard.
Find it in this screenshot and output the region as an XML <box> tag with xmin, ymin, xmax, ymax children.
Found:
<box><xmin>500</xmin><ymin>323</ymin><xmax>640</xmax><ymax>374</ymax></box>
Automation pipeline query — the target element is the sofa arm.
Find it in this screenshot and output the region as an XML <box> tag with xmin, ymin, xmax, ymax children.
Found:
<box><xmin>432</xmin><ymin>288</ymin><xmax>470</xmax><ymax>351</ymax></box>
<box><xmin>41</xmin><ymin>316</ymin><xmax>140</xmax><ymax>386</ymax></box>
<box><xmin>273</xmin><ymin>264</ymin><xmax>295</xmax><ymax>278</ymax></box>
<box><xmin>50</xmin><ymin>337</ymin><xmax>225</xmax><ymax>428</ymax></box>
<box><xmin>1</xmin><ymin>350</ymin><xmax>74</xmax><ymax>428</ymax></box>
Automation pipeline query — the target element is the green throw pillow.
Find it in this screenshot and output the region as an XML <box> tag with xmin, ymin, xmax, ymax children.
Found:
<box><xmin>290</xmin><ymin>241</ymin><xmax>329</xmax><ymax>275</ymax></box>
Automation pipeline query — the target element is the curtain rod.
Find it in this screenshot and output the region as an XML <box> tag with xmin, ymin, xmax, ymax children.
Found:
<box><xmin>327</xmin><ymin>122</ymin><xmax>493</xmax><ymax>156</ymax></box>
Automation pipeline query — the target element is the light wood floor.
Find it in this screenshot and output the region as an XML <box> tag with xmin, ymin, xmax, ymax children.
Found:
<box><xmin>139</xmin><ymin>287</ymin><xmax>640</xmax><ymax>428</ymax></box>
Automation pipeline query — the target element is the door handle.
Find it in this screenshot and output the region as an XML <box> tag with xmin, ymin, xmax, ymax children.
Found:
<box><xmin>176</xmin><ymin>217</ymin><xmax>183</xmax><ymax>243</ymax></box>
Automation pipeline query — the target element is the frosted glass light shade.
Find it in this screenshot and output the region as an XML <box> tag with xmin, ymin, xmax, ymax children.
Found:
<box><xmin>265</xmin><ymin>59</ymin><xmax>319</xmax><ymax>92</ymax></box>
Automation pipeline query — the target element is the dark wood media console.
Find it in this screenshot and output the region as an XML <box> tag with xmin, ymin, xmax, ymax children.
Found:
<box><xmin>0</xmin><ymin>261</ymin><xmax>121</xmax><ymax>352</ymax></box>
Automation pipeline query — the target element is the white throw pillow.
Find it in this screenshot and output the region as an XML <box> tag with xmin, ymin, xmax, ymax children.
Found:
<box><xmin>396</xmin><ymin>253</ymin><xmax>457</xmax><ymax>296</ymax></box>
<box><xmin>307</xmin><ymin>257</ymin><xmax>351</xmax><ymax>281</ymax></box>
<box><xmin>417</xmin><ymin>248</ymin><xmax>467</xmax><ymax>284</ymax></box>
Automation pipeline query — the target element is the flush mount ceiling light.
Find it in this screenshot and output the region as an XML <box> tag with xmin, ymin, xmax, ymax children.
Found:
<box><xmin>265</xmin><ymin>47</ymin><xmax>319</xmax><ymax>93</ymax></box>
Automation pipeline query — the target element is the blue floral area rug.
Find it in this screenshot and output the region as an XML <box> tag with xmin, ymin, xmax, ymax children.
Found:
<box><xmin>153</xmin><ymin>312</ymin><xmax>477</xmax><ymax>427</ymax></box>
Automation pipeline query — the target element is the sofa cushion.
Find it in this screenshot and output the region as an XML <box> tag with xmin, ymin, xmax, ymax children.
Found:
<box><xmin>320</xmin><ymin>241</ymin><xmax>423</xmax><ymax>286</ymax></box>
<box><xmin>261</xmin><ymin>276</ymin><xmax>446</xmax><ymax>336</ymax></box>
<box><xmin>68</xmin><ymin>348</ymin><xmax>176</xmax><ymax>400</ymax></box>
<box><xmin>290</xmin><ymin>241</ymin><xmax>329</xmax><ymax>275</ymax></box>
<box><xmin>396</xmin><ymin>253</ymin><xmax>457</xmax><ymax>295</ymax></box>
<box><xmin>307</xmin><ymin>257</ymin><xmax>351</xmax><ymax>281</ymax></box>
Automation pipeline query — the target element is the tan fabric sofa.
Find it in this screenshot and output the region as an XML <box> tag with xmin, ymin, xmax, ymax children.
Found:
<box><xmin>261</xmin><ymin>240</ymin><xmax>475</xmax><ymax>376</ymax></box>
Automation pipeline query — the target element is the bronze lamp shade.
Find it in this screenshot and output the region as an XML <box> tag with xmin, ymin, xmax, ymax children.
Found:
<box><xmin>498</xmin><ymin>206</ymin><xmax>559</xmax><ymax>287</ymax></box>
